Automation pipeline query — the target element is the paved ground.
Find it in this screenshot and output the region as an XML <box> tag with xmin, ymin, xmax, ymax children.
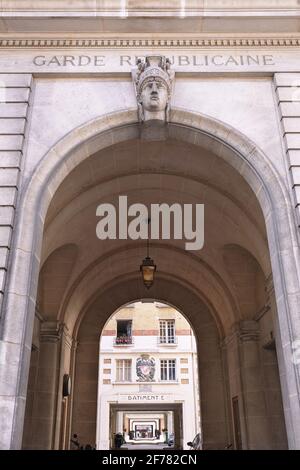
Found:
<box><xmin>121</xmin><ymin>443</ymin><xmax>172</xmax><ymax>450</ymax></box>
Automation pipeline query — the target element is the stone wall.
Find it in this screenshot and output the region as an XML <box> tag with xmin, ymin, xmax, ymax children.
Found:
<box><xmin>275</xmin><ymin>73</ymin><xmax>300</xmax><ymax>227</ymax></box>
<box><xmin>0</xmin><ymin>74</ymin><xmax>32</xmax><ymax>314</ymax></box>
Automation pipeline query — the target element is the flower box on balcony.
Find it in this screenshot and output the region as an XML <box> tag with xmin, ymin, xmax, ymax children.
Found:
<box><xmin>114</xmin><ymin>336</ymin><xmax>133</xmax><ymax>345</ymax></box>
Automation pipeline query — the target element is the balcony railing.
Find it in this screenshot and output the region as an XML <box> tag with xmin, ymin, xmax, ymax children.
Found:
<box><xmin>114</xmin><ymin>336</ymin><xmax>134</xmax><ymax>346</ymax></box>
<box><xmin>158</xmin><ymin>336</ymin><xmax>178</xmax><ymax>346</ymax></box>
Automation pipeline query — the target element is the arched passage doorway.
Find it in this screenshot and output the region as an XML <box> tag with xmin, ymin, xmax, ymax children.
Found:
<box><xmin>73</xmin><ymin>287</ymin><xmax>226</xmax><ymax>451</ymax></box>
<box><xmin>96</xmin><ymin>300</ymin><xmax>201</xmax><ymax>450</ymax></box>
<box><xmin>3</xmin><ymin>109</ymin><xmax>299</xmax><ymax>449</ymax></box>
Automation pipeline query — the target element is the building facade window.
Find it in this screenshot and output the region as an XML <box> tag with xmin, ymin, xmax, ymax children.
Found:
<box><xmin>159</xmin><ymin>320</ymin><xmax>175</xmax><ymax>344</ymax></box>
<box><xmin>115</xmin><ymin>320</ymin><xmax>133</xmax><ymax>345</ymax></box>
<box><xmin>160</xmin><ymin>359</ymin><xmax>176</xmax><ymax>381</ymax></box>
<box><xmin>116</xmin><ymin>359</ymin><xmax>132</xmax><ymax>382</ymax></box>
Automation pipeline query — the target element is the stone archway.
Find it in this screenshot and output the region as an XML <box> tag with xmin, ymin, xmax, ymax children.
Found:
<box><xmin>1</xmin><ymin>108</ymin><xmax>300</xmax><ymax>449</ymax></box>
<box><xmin>72</xmin><ymin>277</ymin><xmax>229</xmax><ymax>450</ymax></box>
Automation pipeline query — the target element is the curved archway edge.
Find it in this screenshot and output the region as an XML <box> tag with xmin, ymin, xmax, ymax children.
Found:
<box><xmin>1</xmin><ymin>107</ymin><xmax>300</xmax><ymax>449</ymax></box>
<box><xmin>73</xmin><ymin>276</ymin><xmax>230</xmax><ymax>450</ymax></box>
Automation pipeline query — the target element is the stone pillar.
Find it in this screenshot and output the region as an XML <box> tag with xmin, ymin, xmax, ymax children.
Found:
<box><xmin>220</xmin><ymin>341</ymin><xmax>234</xmax><ymax>448</ymax></box>
<box><xmin>275</xmin><ymin>73</ymin><xmax>300</xmax><ymax>226</ymax></box>
<box><xmin>65</xmin><ymin>339</ymin><xmax>78</xmax><ymax>450</ymax></box>
<box><xmin>223</xmin><ymin>328</ymin><xmax>247</xmax><ymax>449</ymax></box>
<box><xmin>22</xmin><ymin>310</ymin><xmax>42</xmax><ymax>449</ymax></box>
<box><xmin>238</xmin><ymin>321</ymin><xmax>272</xmax><ymax>449</ymax></box>
<box><xmin>224</xmin><ymin>321</ymin><xmax>272</xmax><ymax>449</ymax></box>
<box><xmin>174</xmin><ymin>408</ymin><xmax>182</xmax><ymax>449</ymax></box>
<box><xmin>72</xmin><ymin>339</ymin><xmax>99</xmax><ymax>447</ymax></box>
<box><xmin>266</xmin><ymin>276</ymin><xmax>293</xmax><ymax>449</ymax></box>
<box><xmin>28</xmin><ymin>322</ymin><xmax>66</xmax><ymax>449</ymax></box>
<box><xmin>273</xmin><ymin>73</ymin><xmax>300</xmax><ymax>449</ymax></box>
<box><xmin>0</xmin><ymin>73</ymin><xmax>33</xmax><ymax>449</ymax></box>
<box><xmin>110</xmin><ymin>406</ymin><xmax>116</xmax><ymax>449</ymax></box>
<box><xmin>0</xmin><ymin>74</ymin><xmax>32</xmax><ymax>315</ymax></box>
<box><xmin>124</xmin><ymin>415</ymin><xmax>129</xmax><ymax>441</ymax></box>
<box><xmin>54</xmin><ymin>324</ymin><xmax>73</xmax><ymax>450</ymax></box>
<box><xmin>167</xmin><ymin>411</ymin><xmax>173</xmax><ymax>434</ymax></box>
<box><xmin>116</xmin><ymin>411</ymin><xmax>123</xmax><ymax>433</ymax></box>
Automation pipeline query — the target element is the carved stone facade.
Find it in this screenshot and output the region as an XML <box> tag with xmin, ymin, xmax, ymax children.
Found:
<box><xmin>132</xmin><ymin>55</ymin><xmax>174</xmax><ymax>124</ymax></box>
<box><xmin>136</xmin><ymin>355</ymin><xmax>156</xmax><ymax>382</ymax></box>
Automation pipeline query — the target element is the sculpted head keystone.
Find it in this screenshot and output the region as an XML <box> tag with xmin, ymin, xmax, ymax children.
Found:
<box><xmin>132</xmin><ymin>55</ymin><xmax>174</xmax><ymax>124</ymax></box>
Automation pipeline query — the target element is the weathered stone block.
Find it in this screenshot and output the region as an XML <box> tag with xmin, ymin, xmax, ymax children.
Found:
<box><xmin>0</xmin><ymin>151</ymin><xmax>21</xmax><ymax>168</ymax></box>
<box><xmin>277</xmin><ymin>87</ymin><xmax>299</xmax><ymax>102</ymax></box>
<box><xmin>0</xmin><ymin>396</ymin><xmax>14</xmax><ymax>449</ymax></box>
<box><xmin>0</xmin><ymin>88</ymin><xmax>30</xmax><ymax>103</ymax></box>
<box><xmin>0</xmin><ymin>74</ymin><xmax>32</xmax><ymax>87</ymax></box>
<box><xmin>275</xmin><ymin>73</ymin><xmax>300</xmax><ymax>87</ymax></box>
<box><xmin>0</xmin><ymin>187</ymin><xmax>17</xmax><ymax>205</ymax></box>
<box><xmin>295</xmin><ymin>205</ymin><xmax>300</xmax><ymax>224</ymax></box>
<box><xmin>0</xmin><ymin>119</ymin><xmax>26</xmax><ymax>135</ymax></box>
<box><xmin>0</xmin><ymin>103</ymin><xmax>28</xmax><ymax>118</ymax></box>
<box><xmin>280</xmin><ymin>102</ymin><xmax>300</xmax><ymax>117</ymax></box>
<box><xmin>0</xmin><ymin>268</ymin><xmax>5</xmax><ymax>292</ymax></box>
<box><xmin>0</xmin><ymin>168</ymin><xmax>19</xmax><ymax>186</ymax></box>
<box><xmin>0</xmin><ymin>207</ymin><xmax>14</xmax><ymax>226</ymax></box>
<box><xmin>293</xmin><ymin>185</ymin><xmax>300</xmax><ymax>203</ymax></box>
<box><xmin>288</xmin><ymin>150</ymin><xmax>300</xmax><ymax>166</ymax></box>
<box><xmin>0</xmin><ymin>341</ymin><xmax>21</xmax><ymax>395</ymax></box>
<box><xmin>0</xmin><ymin>135</ymin><xmax>24</xmax><ymax>151</ymax></box>
<box><xmin>282</xmin><ymin>117</ymin><xmax>300</xmax><ymax>133</ymax></box>
<box><xmin>290</xmin><ymin>167</ymin><xmax>300</xmax><ymax>186</ymax></box>
<box><xmin>0</xmin><ymin>226</ymin><xmax>12</xmax><ymax>247</ymax></box>
<box><xmin>0</xmin><ymin>247</ymin><xmax>9</xmax><ymax>269</ymax></box>
<box><xmin>285</xmin><ymin>133</ymin><xmax>300</xmax><ymax>149</ymax></box>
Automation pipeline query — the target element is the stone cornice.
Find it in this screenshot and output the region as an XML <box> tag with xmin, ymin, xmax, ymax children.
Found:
<box><xmin>1</xmin><ymin>37</ymin><xmax>300</xmax><ymax>49</ymax></box>
<box><xmin>222</xmin><ymin>320</ymin><xmax>260</xmax><ymax>347</ymax></box>
<box><xmin>40</xmin><ymin>321</ymin><xmax>71</xmax><ymax>344</ymax></box>
<box><xmin>0</xmin><ymin>0</ymin><xmax>299</xmax><ymax>15</ymax></box>
<box><xmin>1</xmin><ymin>3</ymin><xmax>299</xmax><ymax>35</ymax></box>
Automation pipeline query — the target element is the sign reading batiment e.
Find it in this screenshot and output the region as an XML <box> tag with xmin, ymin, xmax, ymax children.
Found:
<box><xmin>118</xmin><ymin>394</ymin><xmax>175</xmax><ymax>403</ymax></box>
<box><xmin>1</xmin><ymin>48</ymin><xmax>300</xmax><ymax>73</ymax></box>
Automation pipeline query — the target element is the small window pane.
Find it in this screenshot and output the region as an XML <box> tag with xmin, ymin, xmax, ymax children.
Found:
<box><xmin>116</xmin><ymin>359</ymin><xmax>131</xmax><ymax>382</ymax></box>
<box><xmin>160</xmin><ymin>359</ymin><xmax>176</xmax><ymax>381</ymax></box>
<box><xmin>159</xmin><ymin>320</ymin><xmax>175</xmax><ymax>344</ymax></box>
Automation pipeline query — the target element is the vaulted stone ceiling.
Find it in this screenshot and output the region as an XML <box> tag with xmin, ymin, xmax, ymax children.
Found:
<box><xmin>37</xmin><ymin>137</ymin><xmax>270</xmax><ymax>337</ymax></box>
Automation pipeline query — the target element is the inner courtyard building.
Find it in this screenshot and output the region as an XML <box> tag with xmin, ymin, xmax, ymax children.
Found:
<box><xmin>98</xmin><ymin>302</ymin><xmax>200</xmax><ymax>449</ymax></box>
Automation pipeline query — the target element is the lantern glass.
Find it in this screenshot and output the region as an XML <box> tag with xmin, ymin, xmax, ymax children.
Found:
<box><xmin>140</xmin><ymin>256</ymin><xmax>156</xmax><ymax>289</ymax></box>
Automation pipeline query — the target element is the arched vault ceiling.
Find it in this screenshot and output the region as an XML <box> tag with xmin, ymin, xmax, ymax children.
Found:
<box><xmin>60</xmin><ymin>243</ymin><xmax>238</xmax><ymax>335</ymax></box>
<box><xmin>75</xmin><ymin>276</ymin><xmax>226</xmax><ymax>342</ymax></box>
<box><xmin>39</xmin><ymin>138</ymin><xmax>271</xmax><ymax>336</ymax></box>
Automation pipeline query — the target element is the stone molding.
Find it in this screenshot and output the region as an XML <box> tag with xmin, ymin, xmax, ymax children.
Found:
<box><xmin>265</xmin><ymin>274</ymin><xmax>274</xmax><ymax>296</ymax></box>
<box><xmin>1</xmin><ymin>37</ymin><xmax>300</xmax><ymax>49</ymax></box>
<box><xmin>0</xmin><ymin>1</ymin><xmax>298</xmax><ymax>16</ymax></box>
<box><xmin>254</xmin><ymin>305</ymin><xmax>271</xmax><ymax>322</ymax></box>
<box><xmin>222</xmin><ymin>320</ymin><xmax>260</xmax><ymax>346</ymax></box>
<box><xmin>40</xmin><ymin>321</ymin><xmax>64</xmax><ymax>343</ymax></box>
<box><xmin>238</xmin><ymin>321</ymin><xmax>260</xmax><ymax>343</ymax></box>
<box><xmin>40</xmin><ymin>321</ymin><xmax>72</xmax><ymax>346</ymax></box>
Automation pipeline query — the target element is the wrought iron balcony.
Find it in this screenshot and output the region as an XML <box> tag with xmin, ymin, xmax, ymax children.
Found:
<box><xmin>113</xmin><ymin>336</ymin><xmax>134</xmax><ymax>346</ymax></box>
<box><xmin>157</xmin><ymin>336</ymin><xmax>178</xmax><ymax>346</ymax></box>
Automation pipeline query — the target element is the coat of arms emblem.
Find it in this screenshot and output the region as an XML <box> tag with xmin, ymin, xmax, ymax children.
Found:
<box><xmin>136</xmin><ymin>355</ymin><xmax>155</xmax><ymax>382</ymax></box>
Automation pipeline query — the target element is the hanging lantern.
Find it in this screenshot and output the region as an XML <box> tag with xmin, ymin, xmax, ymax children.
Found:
<box><xmin>140</xmin><ymin>255</ymin><xmax>156</xmax><ymax>289</ymax></box>
<box><xmin>140</xmin><ymin>218</ymin><xmax>156</xmax><ymax>289</ymax></box>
